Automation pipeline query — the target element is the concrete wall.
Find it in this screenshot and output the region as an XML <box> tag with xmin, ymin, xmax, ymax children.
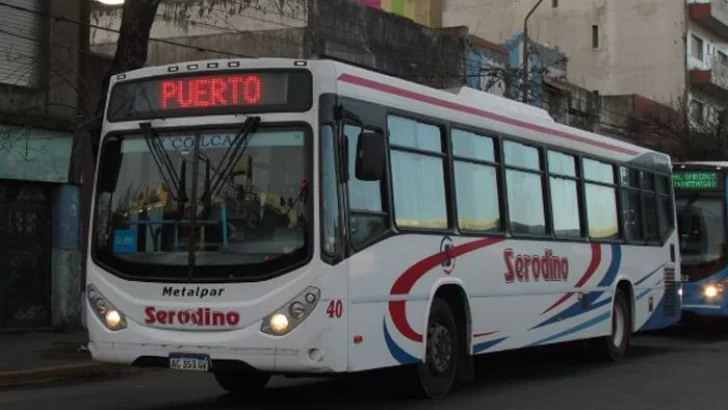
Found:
<box><xmin>442</xmin><ymin>0</ymin><xmax>686</xmax><ymax>105</ymax></box>
<box><xmin>316</xmin><ymin>0</ymin><xmax>462</xmax><ymax>88</ymax></box>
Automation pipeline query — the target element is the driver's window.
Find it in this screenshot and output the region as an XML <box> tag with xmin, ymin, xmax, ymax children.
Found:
<box><xmin>344</xmin><ymin>124</ymin><xmax>388</xmax><ymax>248</ymax></box>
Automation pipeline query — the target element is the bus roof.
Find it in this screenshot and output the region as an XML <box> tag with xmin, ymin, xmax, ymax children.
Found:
<box><xmin>330</xmin><ymin>59</ymin><xmax>671</xmax><ymax>174</ymax></box>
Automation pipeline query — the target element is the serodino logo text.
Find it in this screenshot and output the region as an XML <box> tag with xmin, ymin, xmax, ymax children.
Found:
<box><xmin>503</xmin><ymin>248</ymin><xmax>569</xmax><ymax>283</ymax></box>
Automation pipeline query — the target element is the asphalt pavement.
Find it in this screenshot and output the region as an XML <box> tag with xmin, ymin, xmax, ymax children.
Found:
<box><xmin>2</xmin><ymin>324</ymin><xmax>728</xmax><ymax>410</ymax></box>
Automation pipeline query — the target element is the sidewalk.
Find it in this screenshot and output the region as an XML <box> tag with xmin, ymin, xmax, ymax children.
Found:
<box><xmin>0</xmin><ymin>330</ymin><xmax>144</xmax><ymax>388</ymax></box>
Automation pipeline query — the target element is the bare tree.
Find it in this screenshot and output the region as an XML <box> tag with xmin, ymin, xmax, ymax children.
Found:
<box><xmin>621</xmin><ymin>98</ymin><xmax>728</xmax><ymax>161</ymax></box>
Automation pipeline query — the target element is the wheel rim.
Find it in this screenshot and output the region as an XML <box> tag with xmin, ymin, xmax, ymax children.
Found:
<box><xmin>427</xmin><ymin>320</ymin><xmax>452</xmax><ymax>374</ymax></box>
<box><xmin>612</xmin><ymin>303</ymin><xmax>625</xmax><ymax>346</ymax></box>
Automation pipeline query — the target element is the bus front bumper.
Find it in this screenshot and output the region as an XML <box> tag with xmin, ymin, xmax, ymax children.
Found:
<box><xmin>86</xmin><ymin>310</ymin><xmax>346</xmax><ymax>375</ymax></box>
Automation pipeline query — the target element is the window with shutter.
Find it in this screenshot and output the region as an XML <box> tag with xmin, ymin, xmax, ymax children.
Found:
<box><xmin>0</xmin><ymin>0</ymin><xmax>44</xmax><ymax>88</ymax></box>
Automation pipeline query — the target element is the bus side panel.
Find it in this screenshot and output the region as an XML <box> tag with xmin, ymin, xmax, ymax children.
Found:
<box><xmin>347</xmin><ymin>238</ymin><xmax>433</xmax><ymax>372</ymax></box>
<box><xmin>621</xmin><ymin>241</ymin><xmax>681</xmax><ymax>332</ymax></box>
<box><xmin>346</xmin><ymin>235</ymin><xmax>673</xmax><ymax>372</ymax></box>
<box><xmin>467</xmin><ymin>240</ymin><xmax>615</xmax><ymax>354</ymax></box>
<box><xmin>347</xmin><ymin>234</ymin><xmax>681</xmax><ymax>373</ymax></box>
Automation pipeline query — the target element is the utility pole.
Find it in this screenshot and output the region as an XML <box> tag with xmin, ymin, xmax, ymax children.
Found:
<box><xmin>522</xmin><ymin>0</ymin><xmax>545</xmax><ymax>103</ymax></box>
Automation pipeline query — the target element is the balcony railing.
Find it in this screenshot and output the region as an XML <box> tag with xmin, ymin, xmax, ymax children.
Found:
<box><xmin>689</xmin><ymin>54</ymin><xmax>728</xmax><ymax>98</ymax></box>
<box><xmin>689</xmin><ymin>0</ymin><xmax>728</xmax><ymax>40</ymax></box>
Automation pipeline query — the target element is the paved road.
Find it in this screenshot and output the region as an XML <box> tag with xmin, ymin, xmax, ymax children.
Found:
<box><xmin>2</xmin><ymin>324</ymin><xmax>728</xmax><ymax>410</ymax></box>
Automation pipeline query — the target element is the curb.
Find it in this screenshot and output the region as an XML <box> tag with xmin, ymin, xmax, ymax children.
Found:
<box><xmin>0</xmin><ymin>362</ymin><xmax>147</xmax><ymax>388</ymax></box>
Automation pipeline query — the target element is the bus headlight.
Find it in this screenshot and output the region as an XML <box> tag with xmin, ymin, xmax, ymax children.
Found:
<box><xmin>261</xmin><ymin>286</ymin><xmax>320</xmax><ymax>336</ymax></box>
<box><xmin>87</xmin><ymin>284</ymin><xmax>127</xmax><ymax>331</ymax></box>
<box><xmin>704</xmin><ymin>284</ymin><xmax>725</xmax><ymax>299</ymax></box>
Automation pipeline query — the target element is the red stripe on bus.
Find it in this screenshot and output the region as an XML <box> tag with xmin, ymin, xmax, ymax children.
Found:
<box><xmin>337</xmin><ymin>73</ymin><xmax>639</xmax><ymax>156</ymax></box>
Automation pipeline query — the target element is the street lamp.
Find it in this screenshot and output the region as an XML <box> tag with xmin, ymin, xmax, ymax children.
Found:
<box><xmin>522</xmin><ymin>0</ymin><xmax>545</xmax><ymax>103</ymax></box>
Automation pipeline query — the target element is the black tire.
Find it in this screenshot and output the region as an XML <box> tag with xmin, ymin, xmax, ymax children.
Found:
<box><xmin>589</xmin><ymin>288</ymin><xmax>631</xmax><ymax>361</ymax></box>
<box><xmin>407</xmin><ymin>297</ymin><xmax>459</xmax><ymax>399</ymax></box>
<box><xmin>213</xmin><ymin>371</ymin><xmax>271</xmax><ymax>395</ymax></box>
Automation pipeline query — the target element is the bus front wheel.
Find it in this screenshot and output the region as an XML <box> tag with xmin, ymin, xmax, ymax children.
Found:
<box><xmin>213</xmin><ymin>370</ymin><xmax>271</xmax><ymax>395</ymax></box>
<box><xmin>409</xmin><ymin>297</ymin><xmax>459</xmax><ymax>399</ymax></box>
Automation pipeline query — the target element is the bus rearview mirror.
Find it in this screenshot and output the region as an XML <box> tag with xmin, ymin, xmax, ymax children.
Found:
<box><xmin>355</xmin><ymin>131</ymin><xmax>385</xmax><ymax>181</ymax></box>
<box><xmin>100</xmin><ymin>139</ymin><xmax>123</xmax><ymax>193</ymax></box>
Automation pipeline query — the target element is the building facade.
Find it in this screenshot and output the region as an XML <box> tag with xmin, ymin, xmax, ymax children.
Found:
<box><xmin>89</xmin><ymin>0</ymin><xmax>464</xmax><ymax>90</ymax></box>
<box><xmin>442</xmin><ymin>0</ymin><xmax>687</xmax><ymax>106</ymax></box>
<box><xmin>0</xmin><ymin>0</ymin><xmax>87</xmax><ymax>331</ymax></box>
<box><xmin>687</xmin><ymin>0</ymin><xmax>728</xmax><ymax>129</ymax></box>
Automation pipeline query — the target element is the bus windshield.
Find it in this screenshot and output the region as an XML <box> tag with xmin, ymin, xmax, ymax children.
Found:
<box><xmin>92</xmin><ymin>125</ymin><xmax>311</xmax><ymax>281</ymax></box>
<box><xmin>676</xmin><ymin>196</ymin><xmax>725</xmax><ymax>281</ymax></box>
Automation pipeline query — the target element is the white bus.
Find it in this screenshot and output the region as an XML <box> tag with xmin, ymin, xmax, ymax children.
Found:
<box><xmin>86</xmin><ymin>58</ymin><xmax>681</xmax><ymax>399</ymax></box>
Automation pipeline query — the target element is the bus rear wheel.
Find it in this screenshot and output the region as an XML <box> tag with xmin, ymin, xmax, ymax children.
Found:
<box><xmin>213</xmin><ymin>370</ymin><xmax>271</xmax><ymax>395</ymax></box>
<box><xmin>589</xmin><ymin>288</ymin><xmax>631</xmax><ymax>361</ymax></box>
<box><xmin>408</xmin><ymin>297</ymin><xmax>459</xmax><ymax>399</ymax></box>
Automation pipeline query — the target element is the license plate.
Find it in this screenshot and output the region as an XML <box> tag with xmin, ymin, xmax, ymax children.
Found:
<box><xmin>169</xmin><ymin>353</ymin><xmax>210</xmax><ymax>372</ymax></box>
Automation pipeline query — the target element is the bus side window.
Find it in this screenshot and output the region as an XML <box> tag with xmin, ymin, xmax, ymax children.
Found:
<box><xmin>620</xmin><ymin>166</ymin><xmax>643</xmax><ymax>242</ymax></box>
<box><xmin>547</xmin><ymin>150</ymin><xmax>581</xmax><ymax>238</ymax></box>
<box><xmin>503</xmin><ymin>140</ymin><xmax>546</xmax><ymax>235</ymax></box>
<box><xmin>642</xmin><ymin>172</ymin><xmax>660</xmax><ymax>243</ymax></box>
<box><xmin>387</xmin><ymin>115</ymin><xmax>448</xmax><ymax>230</ymax></box>
<box><xmin>583</xmin><ymin>159</ymin><xmax>619</xmax><ymax>240</ymax></box>
<box><xmin>655</xmin><ymin>174</ymin><xmax>674</xmax><ymax>241</ymax></box>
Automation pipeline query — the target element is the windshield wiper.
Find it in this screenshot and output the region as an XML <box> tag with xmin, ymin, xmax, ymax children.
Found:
<box><xmin>186</xmin><ymin>116</ymin><xmax>260</xmax><ymax>278</ymax></box>
<box><xmin>677</xmin><ymin>193</ymin><xmax>701</xmax><ymax>218</ymax></box>
<box><xmin>140</xmin><ymin>122</ymin><xmax>187</xmax><ymax>204</ymax></box>
<box><xmin>207</xmin><ymin>116</ymin><xmax>261</xmax><ymax>199</ymax></box>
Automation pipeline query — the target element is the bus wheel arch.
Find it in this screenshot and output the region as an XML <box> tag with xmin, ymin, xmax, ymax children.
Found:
<box><xmin>588</xmin><ymin>280</ymin><xmax>633</xmax><ymax>362</ymax></box>
<box><xmin>408</xmin><ymin>282</ymin><xmax>472</xmax><ymax>399</ymax></box>
<box><xmin>433</xmin><ymin>284</ymin><xmax>473</xmax><ymax>381</ymax></box>
<box><xmin>616</xmin><ymin>279</ymin><xmax>635</xmax><ymax>332</ymax></box>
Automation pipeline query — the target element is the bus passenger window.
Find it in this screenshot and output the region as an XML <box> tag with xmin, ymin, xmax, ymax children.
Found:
<box><xmin>504</xmin><ymin>140</ymin><xmax>546</xmax><ymax>235</ymax></box>
<box><xmin>583</xmin><ymin>159</ymin><xmax>619</xmax><ymax>240</ymax></box>
<box><xmin>620</xmin><ymin>167</ymin><xmax>643</xmax><ymax>242</ymax></box>
<box><xmin>451</xmin><ymin>129</ymin><xmax>500</xmax><ymax>232</ymax></box>
<box><xmin>547</xmin><ymin>151</ymin><xmax>581</xmax><ymax>238</ymax></box>
<box><xmin>387</xmin><ymin>115</ymin><xmax>447</xmax><ymax>230</ymax></box>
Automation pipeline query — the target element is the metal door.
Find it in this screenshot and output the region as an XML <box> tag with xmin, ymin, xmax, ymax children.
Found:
<box><xmin>0</xmin><ymin>181</ymin><xmax>52</xmax><ymax>329</ymax></box>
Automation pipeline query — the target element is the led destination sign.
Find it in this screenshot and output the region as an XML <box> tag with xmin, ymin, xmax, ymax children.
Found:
<box><xmin>160</xmin><ymin>74</ymin><xmax>269</xmax><ymax>109</ymax></box>
<box><xmin>106</xmin><ymin>69</ymin><xmax>312</xmax><ymax>122</ymax></box>
<box><xmin>672</xmin><ymin>171</ymin><xmax>720</xmax><ymax>190</ymax></box>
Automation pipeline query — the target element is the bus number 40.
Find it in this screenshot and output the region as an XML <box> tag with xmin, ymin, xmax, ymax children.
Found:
<box><xmin>326</xmin><ymin>300</ymin><xmax>343</xmax><ymax>318</ymax></box>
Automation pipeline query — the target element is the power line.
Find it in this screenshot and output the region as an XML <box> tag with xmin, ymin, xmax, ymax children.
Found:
<box><xmin>0</xmin><ymin>0</ymin><xmax>678</xmax><ymax>140</ymax></box>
